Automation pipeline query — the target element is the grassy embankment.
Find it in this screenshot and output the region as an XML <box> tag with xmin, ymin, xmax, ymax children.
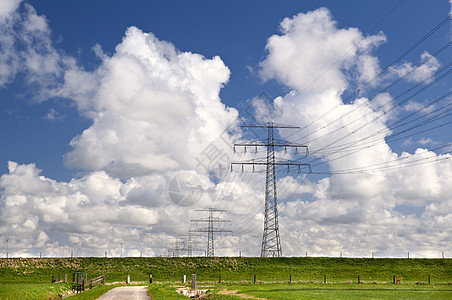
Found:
<box><xmin>1</xmin><ymin>257</ymin><xmax>451</xmax><ymax>299</ymax></box>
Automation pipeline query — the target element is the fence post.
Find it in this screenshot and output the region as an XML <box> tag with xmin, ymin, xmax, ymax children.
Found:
<box><xmin>393</xmin><ymin>275</ymin><xmax>395</xmax><ymax>284</ymax></box>
<box><xmin>127</xmin><ymin>275</ymin><xmax>130</xmax><ymax>284</ymax></box>
<box><xmin>219</xmin><ymin>275</ymin><xmax>222</xmax><ymax>283</ymax></box>
<box><xmin>191</xmin><ymin>274</ymin><xmax>196</xmax><ymax>289</ymax></box>
<box><xmin>149</xmin><ymin>274</ymin><xmax>153</xmax><ymax>283</ymax></box>
<box><xmin>254</xmin><ymin>274</ymin><xmax>256</xmax><ymax>283</ymax></box>
<box><xmin>81</xmin><ymin>277</ymin><xmax>85</xmax><ymax>291</ymax></box>
<box><xmin>428</xmin><ymin>275</ymin><xmax>431</xmax><ymax>284</ymax></box>
<box><xmin>52</xmin><ymin>275</ymin><xmax>55</xmax><ymax>283</ymax></box>
<box><xmin>358</xmin><ymin>275</ymin><xmax>360</xmax><ymax>284</ymax></box>
<box><xmin>324</xmin><ymin>275</ymin><xmax>326</xmax><ymax>283</ymax></box>
<box><xmin>289</xmin><ymin>274</ymin><xmax>291</xmax><ymax>283</ymax></box>
<box><xmin>64</xmin><ymin>274</ymin><xmax>67</xmax><ymax>283</ymax></box>
<box><xmin>183</xmin><ymin>274</ymin><xmax>186</xmax><ymax>283</ymax></box>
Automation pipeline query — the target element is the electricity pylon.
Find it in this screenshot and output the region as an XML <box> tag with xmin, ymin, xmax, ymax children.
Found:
<box><xmin>190</xmin><ymin>208</ymin><xmax>232</xmax><ymax>257</ymax></box>
<box><xmin>231</xmin><ymin>122</ymin><xmax>311</xmax><ymax>257</ymax></box>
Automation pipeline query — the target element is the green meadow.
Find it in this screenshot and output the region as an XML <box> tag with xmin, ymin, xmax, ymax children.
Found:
<box><xmin>0</xmin><ymin>257</ymin><xmax>451</xmax><ymax>299</ymax></box>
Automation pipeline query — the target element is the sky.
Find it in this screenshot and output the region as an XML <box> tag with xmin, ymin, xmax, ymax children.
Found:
<box><xmin>1</xmin><ymin>0</ymin><xmax>452</xmax><ymax>258</ymax></box>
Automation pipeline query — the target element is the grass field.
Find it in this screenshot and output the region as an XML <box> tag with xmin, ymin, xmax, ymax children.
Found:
<box><xmin>1</xmin><ymin>257</ymin><xmax>451</xmax><ymax>283</ymax></box>
<box><xmin>211</xmin><ymin>282</ymin><xmax>452</xmax><ymax>300</ymax></box>
<box><xmin>0</xmin><ymin>283</ymin><xmax>73</xmax><ymax>299</ymax></box>
<box><xmin>1</xmin><ymin>257</ymin><xmax>451</xmax><ymax>299</ymax></box>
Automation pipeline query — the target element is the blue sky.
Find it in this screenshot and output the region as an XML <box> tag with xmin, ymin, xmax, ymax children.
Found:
<box><xmin>1</xmin><ymin>0</ymin><xmax>452</xmax><ymax>257</ymax></box>
<box><xmin>1</xmin><ymin>0</ymin><xmax>450</xmax><ymax>180</ymax></box>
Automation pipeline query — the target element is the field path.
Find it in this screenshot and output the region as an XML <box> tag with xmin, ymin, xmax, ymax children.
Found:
<box><xmin>97</xmin><ymin>286</ymin><xmax>151</xmax><ymax>300</ymax></box>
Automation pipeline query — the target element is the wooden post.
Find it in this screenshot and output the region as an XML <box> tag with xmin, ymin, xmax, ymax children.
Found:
<box><xmin>219</xmin><ymin>275</ymin><xmax>221</xmax><ymax>283</ymax></box>
<box><xmin>358</xmin><ymin>275</ymin><xmax>360</xmax><ymax>284</ymax></box>
<box><xmin>289</xmin><ymin>274</ymin><xmax>291</xmax><ymax>283</ymax></box>
<box><xmin>52</xmin><ymin>275</ymin><xmax>55</xmax><ymax>283</ymax></box>
<box><xmin>64</xmin><ymin>274</ymin><xmax>67</xmax><ymax>283</ymax></box>
<box><xmin>428</xmin><ymin>275</ymin><xmax>431</xmax><ymax>285</ymax></box>
<box><xmin>393</xmin><ymin>275</ymin><xmax>395</xmax><ymax>284</ymax></box>
<box><xmin>81</xmin><ymin>277</ymin><xmax>85</xmax><ymax>291</ymax></box>
<box><xmin>191</xmin><ymin>274</ymin><xmax>196</xmax><ymax>289</ymax></box>
<box><xmin>324</xmin><ymin>275</ymin><xmax>326</xmax><ymax>283</ymax></box>
<box><xmin>72</xmin><ymin>272</ymin><xmax>75</xmax><ymax>283</ymax></box>
<box><xmin>254</xmin><ymin>274</ymin><xmax>256</xmax><ymax>283</ymax></box>
<box><xmin>149</xmin><ymin>274</ymin><xmax>153</xmax><ymax>283</ymax></box>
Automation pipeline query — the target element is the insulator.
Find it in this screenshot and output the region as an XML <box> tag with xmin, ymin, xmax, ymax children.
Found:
<box><xmin>284</xmin><ymin>146</ymin><xmax>287</xmax><ymax>154</ymax></box>
<box><xmin>244</xmin><ymin>146</ymin><xmax>247</xmax><ymax>154</ymax></box>
<box><xmin>298</xmin><ymin>165</ymin><xmax>301</xmax><ymax>173</ymax></box>
<box><xmin>295</xmin><ymin>147</ymin><xmax>298</xmax><ymax>155</ymax></box>
<box><xmin>241</xmin><ymin>164</ymin><xmax>244</xmax><ymax>172</ymax></box>
<box><xmin>287</xmin><ymin>165</ymin><xmax>290</xmax><ymax>173</ymax></box>
<box><xmin>255</xmin><ymin>146</ymin><xmax>258</xmax><ymax>154</ymax></box>
<box><xmin>233</xmin><ymin>146</ymin><xmax>236</xmax><ymax>153</ymax></box>
<box><xmin>230</xmin><ymin>164</ymin><xmax>233</xmax><ymax>172</ymax></box>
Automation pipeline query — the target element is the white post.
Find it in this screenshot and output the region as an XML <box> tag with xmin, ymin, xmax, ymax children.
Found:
<box><xmin>183</xmin><ymin>275</ymin><xmax>186</xmax><ymax>283</ymax></box>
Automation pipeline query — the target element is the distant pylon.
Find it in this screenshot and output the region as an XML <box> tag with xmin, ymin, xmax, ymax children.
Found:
<box><xmin>190</xmin><ymin>208</ymin><xmax>232</xmax><ymax>257</ymax></box>
<box><xmin>232</xmin><ymin>122</ymin><xmax>311</xmax><ymax>257</ymax></box>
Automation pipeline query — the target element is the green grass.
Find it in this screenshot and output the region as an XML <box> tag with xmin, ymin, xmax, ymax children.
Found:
<box><xmin>0</xmin><ymin>283</ymin><xmax>72</xmax><ymax>300</ymax></box>
<box><xmin>148</xmin><ymin>283</ymin><xmax>190</xmax><ymax>299</ymax></box>
<box><xmin>212</xmin><ymin>283</ymin><xmax>452</xmax><ymax>300</ymax></box>
<box><xmin>69</xmin><ymin>284</ymin><xmax>119</xmax><ymax>299</ymax></box>
<box><xmin>1</xmin><ymin>257</ymin><xmax>451</xmax><ymax>299</ymax></box>
<box><xmin>1</xmin><ymin>257</ymin><xmax>451</xmax><ymax>284</ymax></box>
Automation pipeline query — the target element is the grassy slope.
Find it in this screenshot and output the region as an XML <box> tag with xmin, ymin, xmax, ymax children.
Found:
<box><xmin>1</xmin><ymin>257</ymin><xmax>451</xmax><ymax>284</ymax></box>
<box><xmin>0</xmin><ymin>257</ymin><xmax>452</xmax><ymax>283</ymax></box>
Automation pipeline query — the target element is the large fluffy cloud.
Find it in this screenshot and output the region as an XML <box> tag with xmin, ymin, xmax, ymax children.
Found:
<box><xmin>0</xmin><ymin>2</ymin><xmax>239</xmax><ymax>257</ymax></box>
<box><xmin>59</xmin><ymin>26</ymin><xmax>238</xmax><ymax>178</ymax></box>
<box><xmin>259</xmin><ymin>8</ymin><xmax>386</xmax><ymax>93</ymax></box>
<box><xmin>254</xmin><ymin>7</ymin><xmax>452</xmax><ymax>257</ymax></box>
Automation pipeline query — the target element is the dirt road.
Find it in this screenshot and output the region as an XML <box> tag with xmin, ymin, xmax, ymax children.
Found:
<box><xmin>97</xmin><ymin>286</ymin><xmax>151</xmax><ymax>300</ymax></box>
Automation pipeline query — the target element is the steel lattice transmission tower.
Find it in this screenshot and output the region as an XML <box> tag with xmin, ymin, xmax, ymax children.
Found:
<box><xmin>231</xmin><ymin>122</ymin><xmax>311</xmax><ymax>257</ymax></box>
<box><xmin>190</xmin><ymin>208</ymin><xmax>232</xmax><ymax>257</ymax></box>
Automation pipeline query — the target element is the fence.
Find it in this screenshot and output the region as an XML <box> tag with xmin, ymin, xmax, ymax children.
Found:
<box><xmin>71</xmin><ymin>273</ymin><xmax>105</xmax><ymax>293</ymax></box>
